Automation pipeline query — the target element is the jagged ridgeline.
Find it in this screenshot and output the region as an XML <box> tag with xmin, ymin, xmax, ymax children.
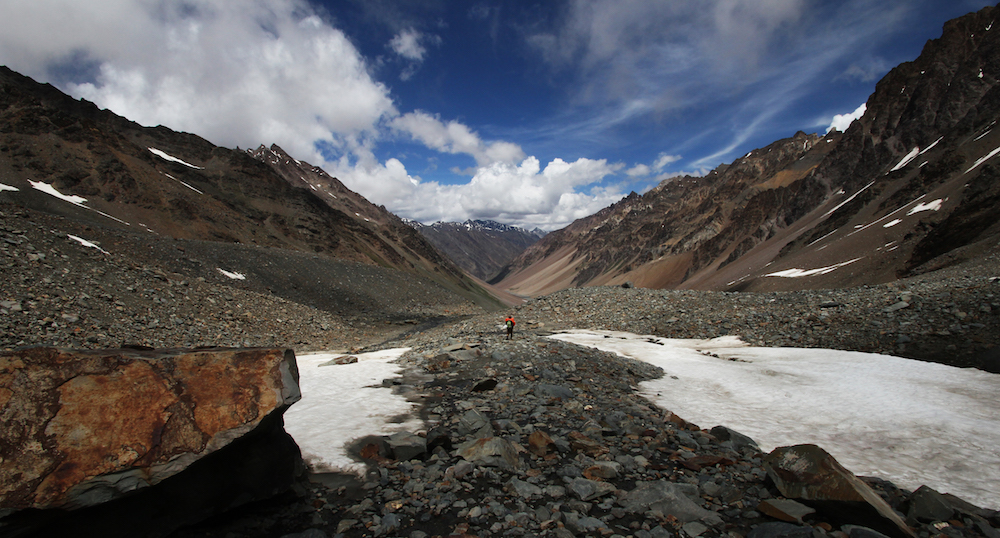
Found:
<box><xmin>493</xmin><ymin>4</ymin><xmax>1000</xmax><ymax>297</ymax></box>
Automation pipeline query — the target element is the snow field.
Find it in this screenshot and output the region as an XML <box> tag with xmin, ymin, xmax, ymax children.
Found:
<box><xmin>549</xmin><ymin>330</ymin><xmax>1000</xmax><ymax>510</ymax></box>
<box><xmin>283</xmin><ymin>348</ymin><xmax>421</xmax><ymax>475</ymax></box>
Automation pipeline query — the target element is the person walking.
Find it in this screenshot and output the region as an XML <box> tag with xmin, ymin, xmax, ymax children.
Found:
<box><xmin>504</xmin><ymin>315</ymin><xmax>516</xmax><ymax>340</ymax></box>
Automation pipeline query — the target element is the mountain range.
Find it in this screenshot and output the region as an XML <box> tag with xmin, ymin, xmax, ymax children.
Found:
<box><xmin>492</xmin><ymin>4</ymin><xmax>1000</xmax><ymax>297</ymax></box>
<box><xmin>407</xmin><ymin>219</ymin><xmax>545</xmax><ymax>282</ymax></box>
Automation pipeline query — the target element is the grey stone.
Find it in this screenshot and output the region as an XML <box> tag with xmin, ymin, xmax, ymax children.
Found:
<box><xmin>650</xmin><ymin>526</ymin><xmax>674</xmax><ymax>538</ymax></box>
<box><xmin>457</xmin><ymin>409</ymin><xmax>493</xmax><ymax>438</ymax></box>
<box><xmin>883</xmin><ymin>301</ymin><xmax>910</xmax><ymax>313</ymax></box>
<box><xmin>375</xmin><ymin>513</ymin><xmax>401</xmax><ymax>536</ymax></box>
<box><xmin>387</xmin><ymin>431</ymin><xmax>426</xmax><ymax>462</ymax></box>
<box><xmin>456</xmin><ymin>437</ymin><xmax>520</xmax><ymax>469</ymax></box>
<box><xmin>566</xmin><ymin>477</ymin><xmax>616</xmax><ymax>501</ymax></box>
<box><xmin>622</xmin><ymin>481</ymin><xmax>713</xmax><ymax>522</ymax></box>
<box><xmin>534</xmin><ymin>383</ymin><xmax>575</xmax><ymax>400</ymax></box>
<box><xmin>543</xmin><ymin>485</ymin><xmax>567</xmax><ymax>498</ymax></box>
<box><xmin>507</xmin><ymin>477</ymin><xmax>543</xmax><ymax>498</ymax></box>
<box><xmin>682</xmin><ymin>521</ymin><xmax>708</xmax><ymax>537</ymax></box>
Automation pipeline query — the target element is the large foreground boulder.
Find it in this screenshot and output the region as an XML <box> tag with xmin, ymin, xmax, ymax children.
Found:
<box><xmin>0</xmin><ymin>346</ymin><xmax>302</xmax><ymax>538</ymax></box>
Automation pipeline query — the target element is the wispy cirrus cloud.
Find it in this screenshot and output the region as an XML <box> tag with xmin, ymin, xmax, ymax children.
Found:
<box><xmin>522</xmin><ymin>0</ymin><xmax>915</xmax><ymax>171</ymax></box>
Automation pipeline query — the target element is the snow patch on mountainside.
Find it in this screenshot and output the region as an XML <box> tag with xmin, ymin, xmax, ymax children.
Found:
<box><xmin>149</xmin><ymin>147</ymin><xmax>204</xmax><ymax>169</ymax></box>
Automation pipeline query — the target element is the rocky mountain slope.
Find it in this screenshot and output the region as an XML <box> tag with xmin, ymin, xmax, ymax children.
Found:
<box><xmin>0</xmin><ymin>67</ymin><xmax>501</xmax><ymax>310</ymax></box>
<box><xmin>494</xmin><ymin>4</ymin><xmax>1000</xmax><ymax>298</ymax></box>
<box><xmin>409</xmin><ymin>219</ymin><xmax>545</xmax><ymax>281</ymax></box>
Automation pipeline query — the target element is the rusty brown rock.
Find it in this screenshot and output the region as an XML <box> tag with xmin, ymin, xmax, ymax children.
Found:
<box><xmin>568</xmin><ymin>431</ymin><xmax>609</xmax><ymax>457</ymax></box>
<box><xmin>527</xmin><ymin>430</ymin><xmax>556</xmax><ymax>457</ymax></box>
<box><xmin>0</xmin><ymin>346</ymin><xmax>300</xmax><ymax>511</ymax></box>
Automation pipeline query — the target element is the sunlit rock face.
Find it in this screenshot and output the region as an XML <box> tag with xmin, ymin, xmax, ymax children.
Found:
<box><xmin>0</xmin><ymin>346</ymin><xmax>302</xmax><ymax>536</ymax></box>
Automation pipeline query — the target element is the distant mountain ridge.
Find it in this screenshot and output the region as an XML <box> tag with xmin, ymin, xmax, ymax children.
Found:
<box><xmin>408</xmin><ymin>219</ymin><xmax>545</xmax><ymax>281</ymax></box>
<box><xmin>494</xmin><ymin>4</ymin><xmax>1000</xmax><ymax>297</ymax></box>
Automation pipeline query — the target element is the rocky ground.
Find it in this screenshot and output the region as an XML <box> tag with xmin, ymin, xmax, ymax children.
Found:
<box><xmin>170</xmin><ymin>323</ymin><xmax>1000</xmax><ymax>538</ymax></box>
<box><xmin>3</xmin><ymin>202</ymin><xmax>1000</xmax><ymax>538</ymax></box>
<box><xmin>0</xmin><ymin>202</ymin><xmax>479</xmax><ymax>353</ymax></box>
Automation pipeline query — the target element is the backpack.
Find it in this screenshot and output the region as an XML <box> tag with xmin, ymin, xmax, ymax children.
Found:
<box><xmin>506</xmin><ymin>320</ymin><xmax>513</xmax><ymax>329</ymax></box>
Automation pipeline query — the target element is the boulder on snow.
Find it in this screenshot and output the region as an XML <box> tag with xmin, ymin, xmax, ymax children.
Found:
<box><xmin>763</xmin><ymin>444</ymin><xmax>914</xmax><ymax>538</ymax></box>
<box><xmin>0</xmin><ymin>346</ymin><xmax>302</xmax><ymax>537</ymax></box>
<box><xmin>709</xmin><ymin>425</ymin><xmax>760</xmax><ymax>452</ymax></box>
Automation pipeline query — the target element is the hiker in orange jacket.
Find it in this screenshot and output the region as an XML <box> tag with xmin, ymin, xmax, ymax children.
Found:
<box><xmin>505</xmin><ymin>315</ymin><xmax>515</xmax><ymax>340</ymax></box>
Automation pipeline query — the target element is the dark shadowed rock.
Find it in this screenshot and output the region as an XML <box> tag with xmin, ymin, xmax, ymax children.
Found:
<box><xmin>901</xmin><ymin>485</ymin><xmax>955</xmax><ymax>524</ymax></box>
<box><xmin>748</xmin><ymin>522</ymin><xmax>815</xmax><ymax>538</ymax></box>
<box><xmin>758</xmin><ymin>498</ymin><xmax>816</xmax><ymax>524</ymax></box>
<box><xmin>386</xmin><ymin>431</ymin><xmax>426</xmax><ymax>462</ymax></box>
<box><xmin>471</xmin><ymin>378</ymin><xmax>498</xmax><ymax>392</ymax></box>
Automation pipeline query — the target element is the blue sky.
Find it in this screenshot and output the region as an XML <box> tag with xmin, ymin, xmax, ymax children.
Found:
<box><xmin>0</xmin><ymin>1</ymin><xmax>993</xmax><ymax>230</ymax></box>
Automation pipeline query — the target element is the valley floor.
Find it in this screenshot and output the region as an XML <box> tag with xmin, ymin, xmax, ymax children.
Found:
<box><xmin>3</xmin><ymin>202</ymin><xmax>1000</xmax><ymax>537</ymax></box>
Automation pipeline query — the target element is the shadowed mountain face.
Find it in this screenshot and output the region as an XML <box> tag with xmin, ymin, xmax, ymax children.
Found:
<box><xmin>407</xmin><ymin>219</ymin><xmax>545</xmax><ymax>281</ymax></box>
<box><xmin>494</xmin><ymin>5</ymin><xmax>1000</xmax><ymax>297</ymax></box>
<box><xmin>0</xmin><ymin>66</ymin><xmax>501</xmax><ymax>310</ymax></box>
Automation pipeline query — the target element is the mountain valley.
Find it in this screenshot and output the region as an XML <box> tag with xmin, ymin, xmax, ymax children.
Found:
<box><xmin>1</xmin><ymin>5</ymin><xmax>1000</xmax><ymax>538</ymax></box>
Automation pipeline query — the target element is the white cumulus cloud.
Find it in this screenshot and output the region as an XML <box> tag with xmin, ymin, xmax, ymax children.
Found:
<box><xmin>389</xmin><ymin>28</ymin><xmax>427</xmax><ymax>61</ymax></box>
<box><xmin>625</xmin><ymin>164</ymin><xmax>651</xmax><ymax>178</ymax></box>
<box><xmin>333</xmin><ymin>152</ymin><xmax>624</xmax><ymax>231</ymax></box>
<box><xmin>0</xmin><ymin>0</ymin><xmax>395</xmax><ymax>164</ymax></box>
<box><xmin>391</xmin><ymin>111</ymin><xmax>526</xmax><ymax>166</ymax></box>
